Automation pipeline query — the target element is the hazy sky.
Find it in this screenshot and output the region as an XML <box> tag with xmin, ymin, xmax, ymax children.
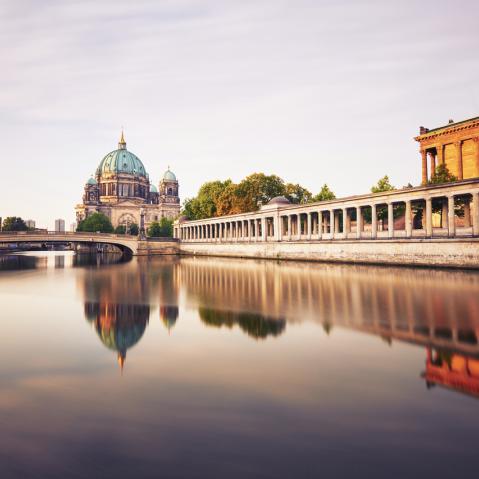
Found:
<box><xmin>1</xmin><ymin>0</ymin><xmax>478</xmax><ymax>228</ymax></box>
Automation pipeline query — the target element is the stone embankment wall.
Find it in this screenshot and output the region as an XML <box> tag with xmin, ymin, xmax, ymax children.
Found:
<box><xmin>178</xmin><ymin>239</ymin><xmax>479</xmax><ymax>269</ymax></box>
<box><xmin>137</xmin><ymin>240</ymin><xmax>179</xmax><ymax>256</ymax></box>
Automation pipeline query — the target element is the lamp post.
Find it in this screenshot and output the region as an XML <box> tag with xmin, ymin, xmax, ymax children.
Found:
<box><xmin>139</xmin><ymin>208</ymin><xmax>146</xmax><ymax>240</ymax></box>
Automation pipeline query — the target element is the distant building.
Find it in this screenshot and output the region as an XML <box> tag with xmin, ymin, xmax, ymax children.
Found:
<box><xmin>55</xmin><ymin>219</ymin><xmax>65</xmax><ymax>232</ymax></box>
<box><xmin>70</xmin><ymin>222</ymin><xmax>77</xmax><ymax>232</ymax></box>
<box><xmin>415</xmin><ymin>116</ymin><xmax>479</xmax><ymax>184</ymax></box>
<box><xmin>75</xmin><ymin>131</ymin><xmax>180</xmax><ymax>230</ymax></box>
<box><xmin>26</xmin><ymin>219</ymin><xmax>35</xmax><ymax>229</ymax></box>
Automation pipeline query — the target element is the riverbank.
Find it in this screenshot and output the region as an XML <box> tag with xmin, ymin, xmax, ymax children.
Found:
<box><xmin>178</xmin><ymin>238</ymin><xmax>479</xmax><ymax>269</ymax></box>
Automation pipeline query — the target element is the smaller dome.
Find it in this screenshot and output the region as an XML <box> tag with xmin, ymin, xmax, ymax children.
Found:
<box><xmin>268</xmin><ymin>196</ymin><xmax>290</xmax><ymax>205</ymax></box>
<box><xmin>163</xmin><ymin>168</ymin><xmax>177</xmax><ymax>181</ymax></box>
<box><xmin>150</xmin><ymin>184</ymin><xmax>158</xmax><ymax>193</ymax></box>
<box><xmin>86</xmin><ymin>176</ymin><xmax>97</xmax><ymax>185</ymax></box>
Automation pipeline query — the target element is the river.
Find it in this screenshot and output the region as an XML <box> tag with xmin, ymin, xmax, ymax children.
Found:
<box><xmin>1</xmin><ymin>251</ymin><xmax>478</xmax><ymax>478</ymax></box>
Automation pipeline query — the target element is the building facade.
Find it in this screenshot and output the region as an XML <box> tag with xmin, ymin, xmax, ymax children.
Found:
<box><xmin>75</xmin><ymin>132</ymin><xmax>180</xmax><ymax>230</ymax></box>
<box><xmin>416</xmin><ymin>116</ymin><xmax>479</xmax><ymax>184</ymax></box>
<box><xmin>55</xmin><ymin>219</ymin><xmax>65</xmax><ymax>232</ymax></box>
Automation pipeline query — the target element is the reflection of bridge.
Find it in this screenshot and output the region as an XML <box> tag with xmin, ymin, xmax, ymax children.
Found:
<box><xmin>0</xmin><ymin>232</ymin><xmax>179</xmax><ymax>256</ymax></box>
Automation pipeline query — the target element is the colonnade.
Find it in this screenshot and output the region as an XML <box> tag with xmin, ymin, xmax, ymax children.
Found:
<box><xmin>175</xmin><ymin>180</ymin><xmax>479</xmax><ymax>242</ymax></box>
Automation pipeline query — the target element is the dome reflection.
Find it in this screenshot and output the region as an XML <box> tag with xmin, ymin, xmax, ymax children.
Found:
<box><xmin>85</xmin><ymin>302</ymin><xmax>149</xmax><ymax>371</ymax></box>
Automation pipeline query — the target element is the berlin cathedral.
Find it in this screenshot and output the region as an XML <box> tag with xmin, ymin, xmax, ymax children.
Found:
<box><xmin>75</xmin><ymin>132</ymin><xmax>180</xmax><ymax>229</ymax></box>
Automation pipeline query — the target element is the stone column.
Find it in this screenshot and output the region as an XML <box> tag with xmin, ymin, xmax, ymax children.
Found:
<box><xmin>318</xmin><ymin>211</ymin><xmax>323</xmax><ymax>240</ymax></box>
<box><xmin>455</xmin><ymin>141</ymin><xmax>463</xmax><ymax>180</ymax></box>
<box><xmin>330</xmin><ymin>210</ymin><xmax>335</xmax><ymax>239</ymax></box>
<box><xmin>474</xmin><ymin>138</ymin><xmax>479</xmax><ymax>177</ymax></box>
<box><xmin>287</xmin><ymin>215</ymin><xmax>292</xmax><ymax>240</ymax></box>
<box><xmin>421</xmin><ymin>149</ymin><xmax>427</xmax><ymax>184</ymax></box>
<box><xmin>425</xmin><ymin>198</ymin><xmax>432</xmax><ymax>237</ymax></box>
<box><xmin>428</xmin><ymin>151</ymin><xmax>436</xmax><ymax>178</ymax></box>
<box><xmin>405</xmin><ymin>200</ymin><xmax>412</xmax><ymax>238</ymax></box>
<box><xmin>473</xmin><ymin>192</ymin><xmax>479</xmax><ymax>236</ymax></box>
<box><xmin>437</xmin><ymin>144</ymin><xmax>444</xmax><ymax>165</ymax></box>
<box><xmin>274</xmin><ymin>215</ymin><xmax>280</xmax><ymax>241</ymax></box>
<box><xmin>448</xmin><ymin>196</ymin><xmax>455</xmax><ymax>237</ymax></box>
<box><xmin>334</xmin><ymin>211</ymin><xmax>340</xmax><ymax>237</ymax></box>
<box><xmin>356</xmin><ymin>207</ymin><xmax>362</xmax><ymax>239</ymax></box>
<box><xmin>307</xmin><ymin>213</ymin><xmax>312</xmax><ymax>240</ymax></box>
<box><xmin>388</xmin><ymin>203</ymin><xmax>394</xmax><ymax>238</ymax></box>
<box><xmin>464</xmin><ymin>201</ymin><xmax>471</xmax><ymax>228</ymax></box>
<box><xmin>261</xmin><ymin>217</ymin><xmax>267</xmax><ymax>241</ymax></box>
<box><xmin>342</xmin><ymin>208</ymin><xmax>348</xmax><ymax>238</ymax></box>
<box><xmin>441</xmin><ymin>201</ymin><xmax>448</xmax><ymax>229</ymax></box>
<box><xmin>371</xmin><ymin>204</ymin><xmax>377</xmax><ymax>239</ymax></box>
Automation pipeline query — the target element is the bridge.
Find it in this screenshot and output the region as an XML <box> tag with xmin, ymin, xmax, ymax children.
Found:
<box><xmin>0</xmin><ymin>231</ymin><xmax>179</xmax><ymax>256</ymax></box>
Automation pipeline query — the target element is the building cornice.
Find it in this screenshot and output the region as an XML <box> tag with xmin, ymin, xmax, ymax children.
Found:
<box><xmin>414</xmin><ymin>117</ymin><xmax>479</xmax><ymax>142</ymax></box>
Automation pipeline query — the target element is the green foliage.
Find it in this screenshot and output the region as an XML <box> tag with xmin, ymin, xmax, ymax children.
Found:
<box><xmin>183</xmin><ymin>173</ymin><xmax>330</xmax><ymax>219</ymax></box>
<box><xmin>129</xmin><ymin>223</ymin><xmax>139</xmax><ymax>235</ymax></box>
<box><xmin>183</xmin><ymin>179</ymin><xmax>232</xmax><ymax>220</ymax></box>
<box><xmin>1</xmin><ymin>217</ymin><xmax>28</xmax><ymax>231</ymax></box>
<box><xmin>429</xmin><ymin>164</ymin><xmax>458</xmax><ymax>184</ymax></box>
<box><xmin>147</xmin><ymin>217</ymin><xmax>173</xmax><ymax>237</ymax></box>
<box><xmin>77</xmin><ymin>213</ymin><xmax>113</xmax><ymax>233</ymax></box>
<box><xmin>371</xmin><ymin>175</ymin><xmax>395</xmax><ymax>193</ymax></box>
<box><xmin>199</xmin><ymin>307</ymin><xmax>286</xmax><ymax>339</ymax></box>
<box><xmin>284</xmin><ymin>183</ymin><xmax>312</xmax><ymax>204</ymax></box>
<box><xmin>114</xmin><ymin>223</ymin><xmax>138</xmax><ymax>235</ymax></box>
<box><xmin>311</xmin><ymin>184</ymin><xmax>336</xmax><ymax>202</ymax></box>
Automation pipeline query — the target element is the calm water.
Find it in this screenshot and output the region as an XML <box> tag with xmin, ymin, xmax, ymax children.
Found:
<box><xmin>1</xmin><ymin>252</ymin><xmax>479</xmax><ymax>478</ymax></box>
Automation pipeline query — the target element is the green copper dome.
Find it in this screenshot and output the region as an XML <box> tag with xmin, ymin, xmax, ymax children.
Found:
<box><xmin>163</xmin><ymin>168</ymin><xmax>177</xmax><ymax>181</ymax></box>
<box><xmin>96</xmin><ymin>133</ymin><xmax>148</xmax><ymax>177</ymax></box>
<box><xmin>86</xmin><ymin>176</ymin><xmax>97</xmax><ymax>185</ymax></box>
<box><xmin>150</xmin><ymin>184</ymin><xmax>158</xmax><ymax>193</ymax></box>
<box><xmin>97</xmin><ymin>149</ymin><xmax>148</xmax><ymax>177</ymax></box>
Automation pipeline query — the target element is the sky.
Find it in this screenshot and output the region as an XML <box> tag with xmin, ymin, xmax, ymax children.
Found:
<box><xmin>1</xmin><ymin>0</ymin><xmax>478</xmax><ymax>228</ymax></box>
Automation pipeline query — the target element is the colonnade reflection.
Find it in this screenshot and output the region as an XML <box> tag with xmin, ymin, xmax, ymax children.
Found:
<box><xmin>74</xmin><ymin>254</ymin><xmax>479</xmax><ymax>397</ymax></box>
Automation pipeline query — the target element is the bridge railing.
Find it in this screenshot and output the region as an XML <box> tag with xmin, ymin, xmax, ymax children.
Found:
<box><xmin>0</xmin><ymin>231</ymin><xmax>128</xmax><ymax>238</ymax></box>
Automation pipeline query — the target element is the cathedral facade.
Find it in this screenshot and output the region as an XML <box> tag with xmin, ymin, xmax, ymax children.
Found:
<box><xmin>75</xmin><ymin>132</ymin><xmax>180</xmax><ymax>230</ymax></box>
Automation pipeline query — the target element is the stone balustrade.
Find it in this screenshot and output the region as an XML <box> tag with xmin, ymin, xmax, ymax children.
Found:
<box><xmin>174</xmin><ymin>179</ymin><xmax>479</xmax><ymax>242</ymax></box>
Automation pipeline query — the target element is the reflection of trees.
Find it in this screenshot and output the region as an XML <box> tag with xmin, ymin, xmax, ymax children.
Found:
<box><xmin>85</xmin><ymin>302</ymin><xmax>149</xmax><ymax>371</ymax></box>
<box><xmin>199</xmin><ymin>307</ymin><xmax>285</xmax><ymax>340</ymax></box>
<box><xmin>73</xmin><ymin>253</ymin><xmax>128</xmax><ymax>268</ymax></box>
<box><xmin>0</xmin><ymin>254</ymin><xmax>39</xmax><ymax>271</ymax></box>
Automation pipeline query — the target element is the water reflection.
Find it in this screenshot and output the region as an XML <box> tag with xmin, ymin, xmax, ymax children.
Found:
<box><xmin>76</xmin><ymin>255</ymin><xmax>479</xmax><ymax>401</ymax></box>
<box><xmin>199</xmin><ymin>308</ymin><xmax>286</xmax><ymax>339</ymax></box>
<box><xmin>3</xmin><ymin>253</ymin><xmax>479</xmax><ymax>477</ymax></box>
<box><xmin>423</xmin><ymin>348</ymin><xmax>479</xmax><ymax>398</ymax></box>
<box><xmin>180</xmin><ymin>258</ymin><xmax>479</xmax><ymax>354</ymax></box>
<box><xmin>80</xmin><ymin>258</ymin><xmax>155</xmax><ymax>370</ymax></box>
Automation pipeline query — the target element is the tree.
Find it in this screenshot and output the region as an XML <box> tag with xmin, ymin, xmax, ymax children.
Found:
<box><xmin>182</xmin><ymin>180</ymin><xmax>232</xmax><ymax>220</ymax></box>
<box><xmin>114</xmin><ymin>225</ymin><xmax>126</xmax><ymax>234</ymax></box>
<box><xmin>311</xmin><ymin>184</ymin><xmax>336</xmax><ymax>202</ymax></box>
<box><xmin>371</xmin><ymin>175</ymin><xmax>395</xmax><ymax>193</ymax></box>
<box><xmin>129</xmin><ymin>223</ymin><xmax>139</xmax><ymax>236</ymax></box>
<box><xmin>77</xmin><ymin>213</ymin><xmax>113</xmax><ymax>233</ymax></box>
<box><xmin>284</xmin><ymin>183</ymin><xmax>312</xmax><ymax>204</ymax></box>
<box><xmin>429</xmin><ymin>164</ymin><xmax>457</xmax><ymax>184</ymax></box>
<box><xmin>147</xmin><ymin>217</ymin><xmax>173</xmax><ymax>237</ymax></box>
<box><xmin>1</xmin><ymin>217</ymin><xmax>28</xmax><ymax>231</ymax></box>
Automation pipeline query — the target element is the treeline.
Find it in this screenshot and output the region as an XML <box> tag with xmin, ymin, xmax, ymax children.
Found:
<box><xmin>0</xmin><ymin>217</ymin><xmax>30</xmax><ymax>231</ymax></box>
<box><xmin>77</xmin><ymin>212</ymin><xmax>173</xmax><ymax>237</ymax></box>
<box><xmin>182</xmin><ymin>173</ymin><xmax>335</xmax><ymax>220</ymax></box>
